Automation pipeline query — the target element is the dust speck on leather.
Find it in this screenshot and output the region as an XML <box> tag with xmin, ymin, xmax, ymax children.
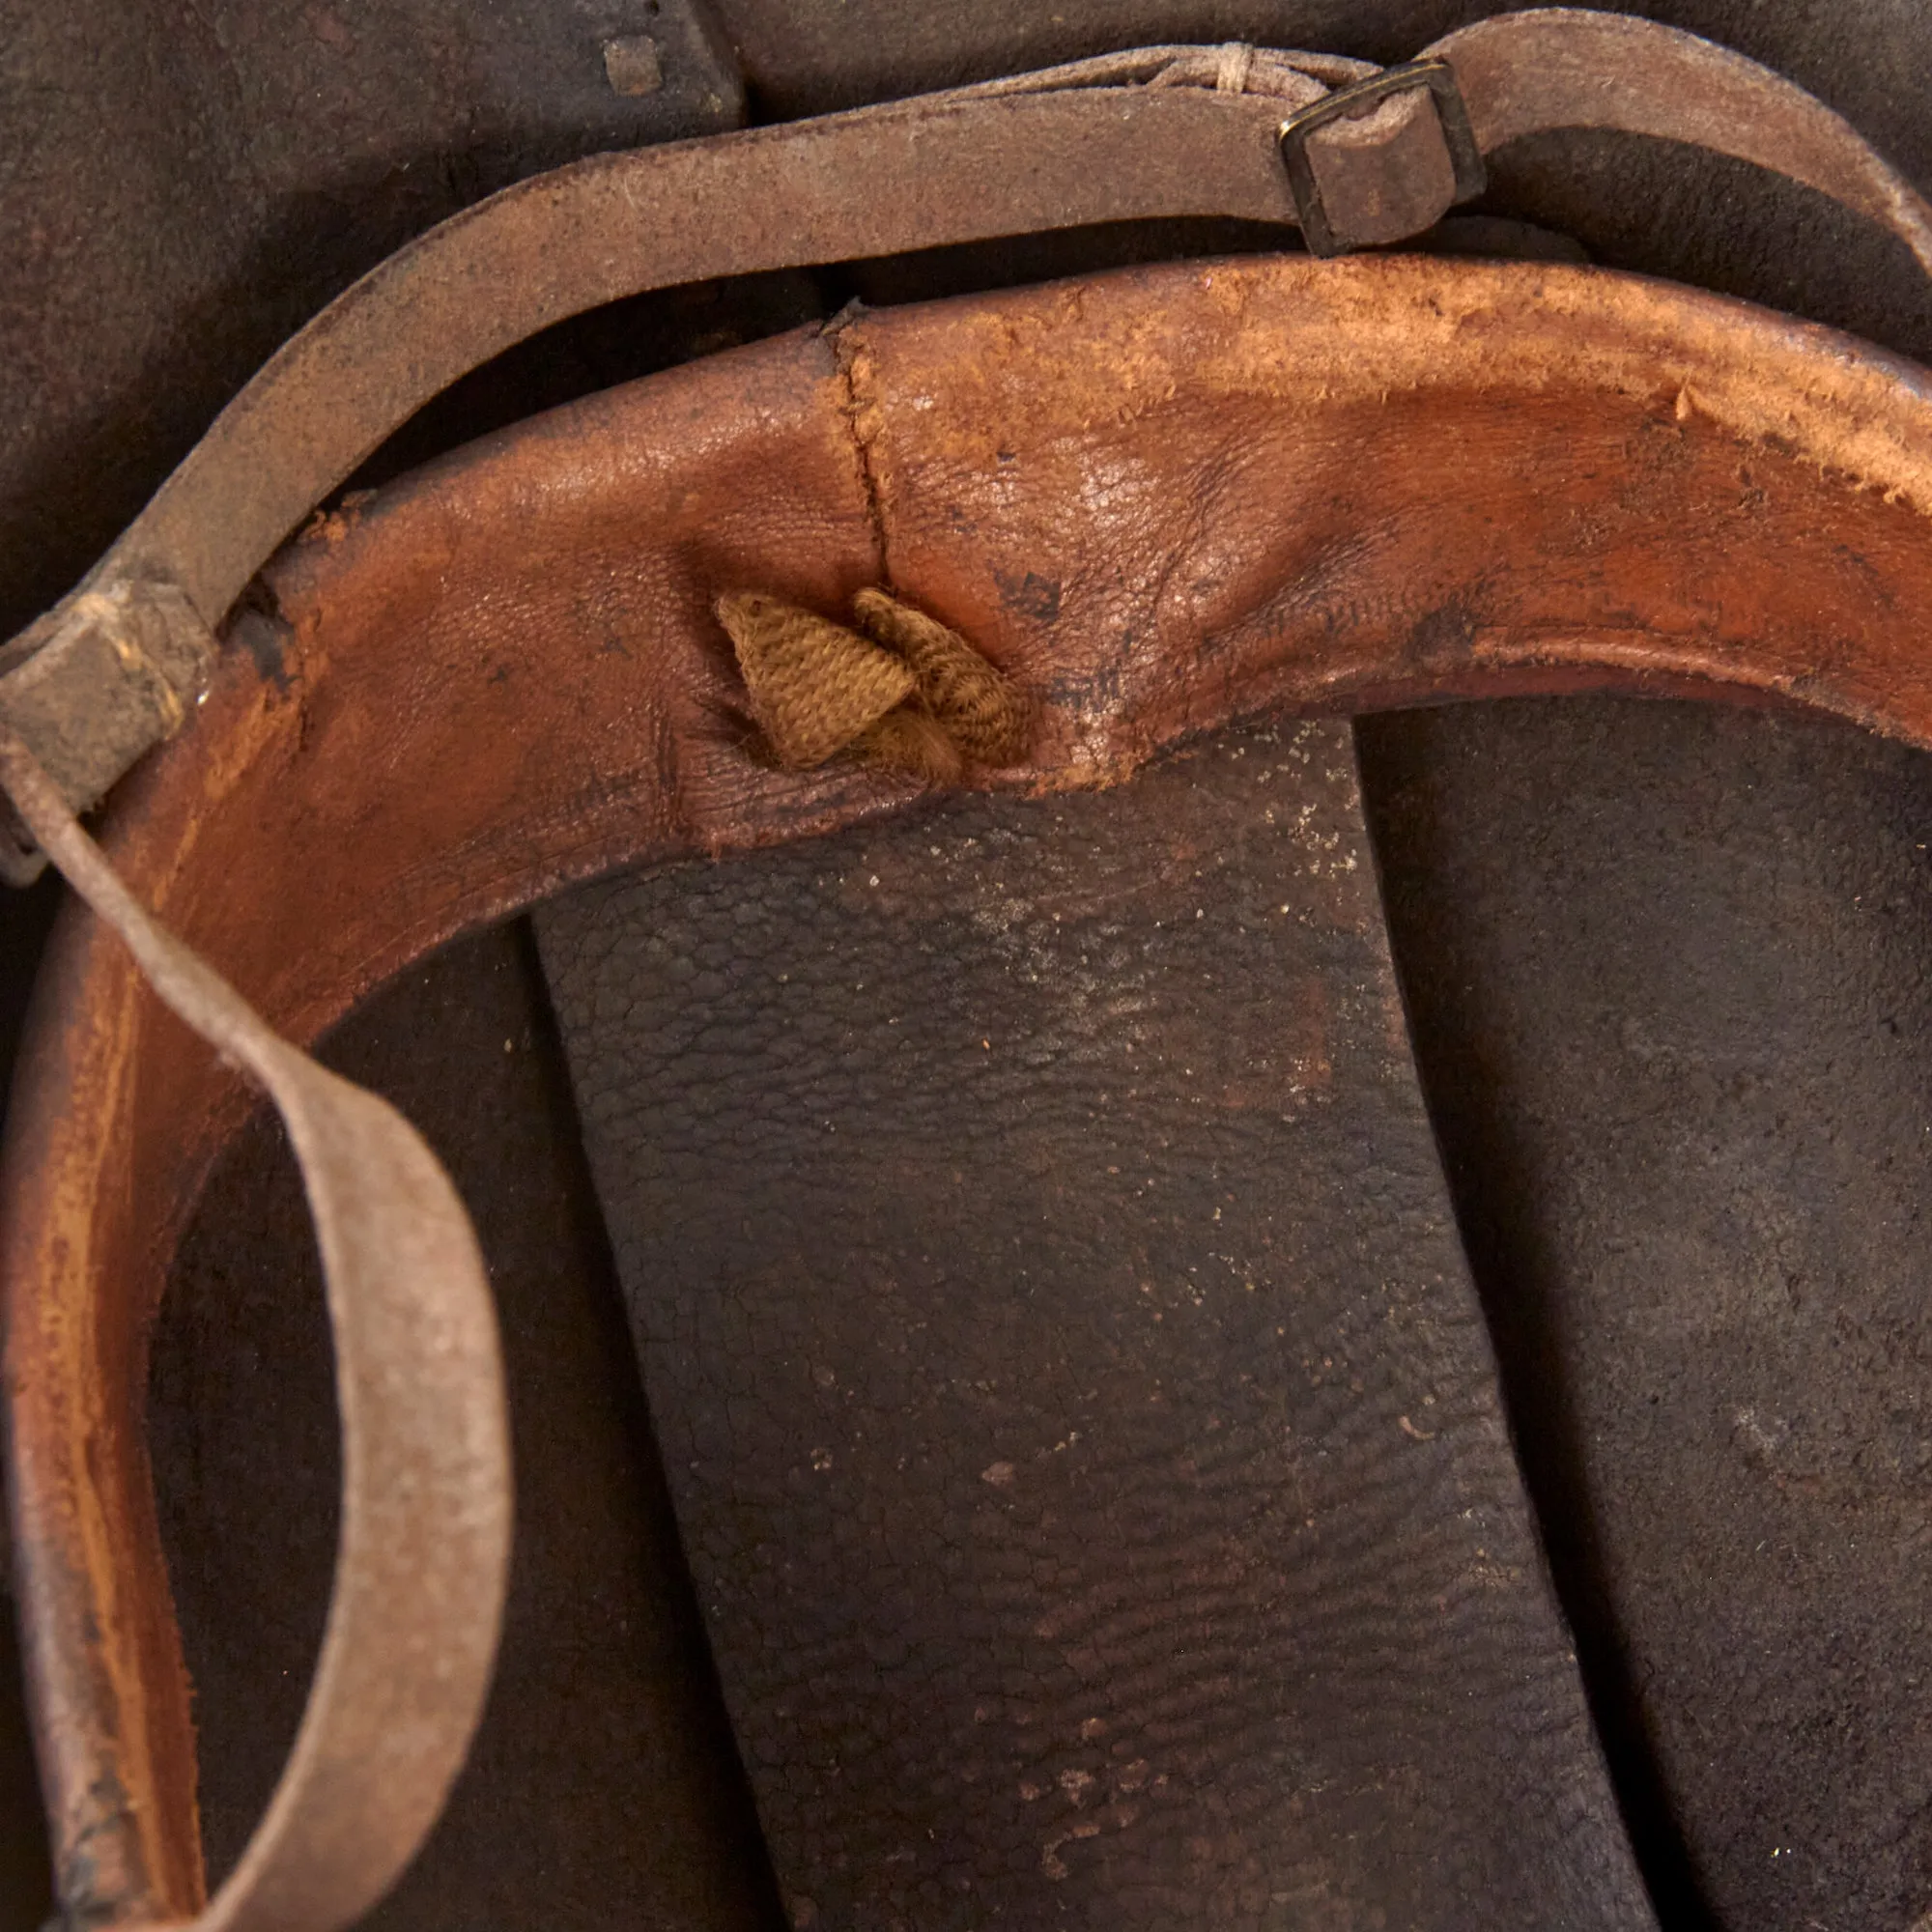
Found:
<box><xmin>716</xmin><ymin>591</ymin><xmax>913</xmax><ymax>769</ymax></box>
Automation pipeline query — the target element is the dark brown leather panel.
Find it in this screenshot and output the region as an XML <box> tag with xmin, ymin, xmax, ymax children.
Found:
<box><xmin>1362</xmin><ymin>695</ymin><xmax>1932</xmax><ymax>1932</ymax></box>
<box><xmin>535</xmin><ymin>719</ymin><xmax>1654</xmax><ymax>1930</ymax></box>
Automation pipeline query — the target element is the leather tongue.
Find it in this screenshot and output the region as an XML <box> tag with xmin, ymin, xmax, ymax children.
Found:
<box><xmin>536</xmin><ymin>718</ymin><xmax>1655</xmax><ymax>1930</ymax></box>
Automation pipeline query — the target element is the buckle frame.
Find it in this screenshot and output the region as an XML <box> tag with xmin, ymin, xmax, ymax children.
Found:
<box><xmin>1278</xmin><ymin>59</ymin><xmax>1488</xmax><ymax>258</ymax></box>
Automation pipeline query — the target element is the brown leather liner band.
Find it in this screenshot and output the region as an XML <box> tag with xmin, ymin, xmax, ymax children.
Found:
<box><xmin>12</xmin><ymin>249</ymin><xmax>1932</xmax><ymax>1923</ymax></box>
<box><xmin>8</xmin><ymin>10</ymin><xmax>1930</xmax><ymax>827</ymax></box>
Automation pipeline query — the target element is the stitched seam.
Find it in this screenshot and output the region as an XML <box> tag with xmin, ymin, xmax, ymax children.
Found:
<box><xmin>825</xmin><ymin>304</ymin><xmax>892</xmax><ymax>585</ymax></box>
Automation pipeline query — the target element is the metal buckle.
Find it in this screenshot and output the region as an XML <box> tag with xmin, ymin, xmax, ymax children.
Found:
<box><xmin>1278</xmin><ymin>59</ymin><xmax>1488</xmax><ymax>258</ymax></box>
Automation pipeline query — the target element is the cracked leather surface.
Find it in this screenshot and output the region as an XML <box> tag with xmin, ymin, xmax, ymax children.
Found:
<box><xmin>536</xmin><ymin>719</ymin><xmax>1654</xmax><ymax>1930</ymax></box>
<box><xmin>24</xmin><ymin>0</ymin><xmax>1926</xmax><ymax>1918</ymax></box>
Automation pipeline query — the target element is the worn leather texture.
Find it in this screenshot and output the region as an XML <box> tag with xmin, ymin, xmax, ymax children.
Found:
<box><xmin>6</xmin><ymin>1</ymin><xmax>1932</xmax><ymax>1925</ymax></box>
<box><xmin>535</xmin><ymin>719</ymin><xmax>1653</xmax><ymax>1930</ymax></box>
<box><xmin>0</xmin><ymin>0</ymin><xmax>745</xmax><ymax>642</ymax></box>
<box><xmin>18</xmin><ymin>253</ymin><xmax>1932</xmax><ymax>1921</ymax></box>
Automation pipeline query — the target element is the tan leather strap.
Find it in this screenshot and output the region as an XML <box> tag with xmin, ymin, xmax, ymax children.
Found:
<box><xmin>7</xmin><ymin>15</ymin><xmax>1932</xmax><ymax>1932</ymax></box>
<box><xmin>1433</xmin><ymin>8</ymin><xmax>1932</xmax><ymax>272</ymax></box>
<box><xmin>0</xmin><ymin>731</ymin><xmax>511</xmax><ymax>1932</ymax></box>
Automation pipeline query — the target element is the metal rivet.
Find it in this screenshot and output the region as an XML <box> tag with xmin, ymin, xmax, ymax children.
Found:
<box><xmin>603</xmin><ymin>35</ymin><xmax>664</xmax><ymax>97</ymax></box>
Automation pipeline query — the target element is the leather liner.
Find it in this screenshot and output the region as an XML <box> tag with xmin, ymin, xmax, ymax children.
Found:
<box><xmin>13</xmin><ymin>252</ymin><xmax>1932</xmax><ymax>1918</ymax></box>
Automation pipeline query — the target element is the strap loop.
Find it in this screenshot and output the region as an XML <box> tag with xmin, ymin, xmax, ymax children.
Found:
<box><xmin>1279</xmin><ymin>60</ymin><xmax>1488</xmax><ymax>255</ymax></box>
<box><xmin>0</xmin><ymin>732</ymin><xmax>512</xmax><ymax>1932</ymax></box>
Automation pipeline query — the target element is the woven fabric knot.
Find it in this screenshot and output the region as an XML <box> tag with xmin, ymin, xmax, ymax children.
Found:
<box><xmin>718</xmin><ymin>587</ymin><xmax>1032</xmax><ymax>784</ymax></box>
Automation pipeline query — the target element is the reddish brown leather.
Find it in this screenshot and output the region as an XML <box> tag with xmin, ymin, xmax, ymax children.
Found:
<box><xmin>13</xmin><ymin>252</ymin><xmax>1932</xmax><ymax>1920</ymax></box>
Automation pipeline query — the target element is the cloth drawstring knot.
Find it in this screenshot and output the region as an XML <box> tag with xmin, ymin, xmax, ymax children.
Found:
<box><xmin>718</xmin><ymin>586</ymin><xmax>1032</xmax><ymax>784</ymax></box>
